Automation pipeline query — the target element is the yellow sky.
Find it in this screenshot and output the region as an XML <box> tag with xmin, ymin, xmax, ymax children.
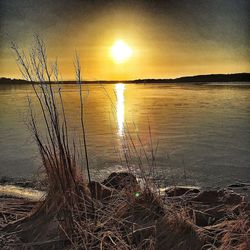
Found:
<box><xmin>2</xmin><ymin>38</ymin><xmax>249</xmax><ymax>81</ymax></box>
<box><xmin>1</xmin><ymin>1</ymin><xmax>250</xmax><ymax>80</ymax></box>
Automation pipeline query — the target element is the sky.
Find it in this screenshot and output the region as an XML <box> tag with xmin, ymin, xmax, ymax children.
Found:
<box><xmin>0</xmin><ymin>0</ymin><xmax>250</xmax><ymax>80</ymax></box>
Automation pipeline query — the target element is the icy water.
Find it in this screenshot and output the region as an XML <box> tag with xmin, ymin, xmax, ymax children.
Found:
<box><xmin>0</xmin><ymin>83</ymin><xmax>250</xmax><ymax>189</ymax></box>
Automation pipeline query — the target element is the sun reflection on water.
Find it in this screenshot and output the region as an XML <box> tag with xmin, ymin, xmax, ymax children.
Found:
<box><xmin>115</xmin><ymin>83</ymin><xmax>125</xmax><ymax>136</ymax></box>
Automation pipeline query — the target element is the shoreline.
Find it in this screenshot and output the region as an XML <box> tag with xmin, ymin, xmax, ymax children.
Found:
<box><xmin>1</xmin><ymin>176</ymin><xmax>249</xmax><ymax>200</ymax></box>
<box><xmin>1</xmin><ymin>73</ymin><xmax>250</xmax><ymax>85</ymax></box>
<box><xmin>1</xmin><ymin>172</ymin><xmax>249</xmax><ymax>249</ymax></box>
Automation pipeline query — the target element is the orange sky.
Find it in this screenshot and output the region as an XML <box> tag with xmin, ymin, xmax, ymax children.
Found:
<box><xmin>1</xmin><ymin>0</ymin><xmax>250</xmax><ymax>80</ymax></box>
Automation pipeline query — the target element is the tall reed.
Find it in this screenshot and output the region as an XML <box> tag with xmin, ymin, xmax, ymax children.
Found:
<box><xmin>10</xmin><ymin>35</ymin><xmax>94</xmax><ymax>241</ymax></box>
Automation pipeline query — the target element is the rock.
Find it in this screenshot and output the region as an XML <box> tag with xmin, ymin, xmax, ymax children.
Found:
<box><xmin>165</xmin><ymin>186</ymin><xmax>200</xmax><ymax>197</ymax></box>
<box><xmin>88</xmin><ymin>181</ymin><xmax>116</xmax><ymax>200</ymax></box>
<box><xmin>116</xmin><ymin>190</ymin><xmax>165</xmax><ymax>224</ymax></box>
<box><xmin>134</xmin><ymin>191</ymin><xmax>165</xmax><ymax>220</ymax></box>
<box><xmin>223</xmin><ymin>190</ymin><xmax>244</xmax><ymax>205</ymax></box>
<box><xmin>155</xmin><ymin>215</ymin><xmax>202</xmax><ymax>250</ymax></box>
<box><xmin>228</xmin><ymin>183</ymin><xmax>246</xmax><ymax>188</ymax></box>
<box><xmin>102</xmin><ymin>172</ymin><xmax>139</xmax><ymax>191</ymax></box>
<box><xmin>192</xmin><ymin>210</ymin><xmax>214</xmax><ymax>226</ymax></box>
<box><xmin>192</xmin><ymin>190</ymin><xmax>224</xmax><ymax>203</ymax></box>
<box><xmin>192</xmin><ymin>189</ymin><xmax>244</xmax><ymax>205</ymax></box>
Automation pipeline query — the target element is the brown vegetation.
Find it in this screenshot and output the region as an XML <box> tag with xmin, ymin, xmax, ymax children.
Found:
<box><xmin>0</xmin><ymin>36</ymin><xmax>249</xmax><ymax>249</ymax></box>
<box><xmin>1</xmin><ymin>174</ymin><xmax>249</xmax><ymax>249</ymax></box>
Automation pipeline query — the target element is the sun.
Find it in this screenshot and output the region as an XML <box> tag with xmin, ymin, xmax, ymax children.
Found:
<box><xmin>111</xmin><ymin>40</ymin><xmax>132</xmax><ymax>63</ymax></box>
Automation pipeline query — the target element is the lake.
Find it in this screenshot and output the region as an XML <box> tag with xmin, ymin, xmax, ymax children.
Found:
<box><xmin>0</xmin><ymin>83</ymin><xmax>250</xmax><ymax>189</ymax></box>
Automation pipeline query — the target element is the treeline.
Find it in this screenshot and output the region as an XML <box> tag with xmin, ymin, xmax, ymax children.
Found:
<box><xmin>1</xmin><ymin>73</ymin><xmax>250</xmax><ymax>84</ymax></box>
<box><xmin>132</xmin><ymin>73</ymin><xmax>250</xmax><ymax>83</ymax></box>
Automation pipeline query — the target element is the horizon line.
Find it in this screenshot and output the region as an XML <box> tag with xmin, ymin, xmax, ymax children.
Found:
<box><xmin>1</xmin><ymin>72</ymin><xmax>250</xmax><ymax>82</ymax></box>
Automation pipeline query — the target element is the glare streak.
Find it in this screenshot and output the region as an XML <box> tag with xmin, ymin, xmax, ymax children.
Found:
<box><xmin>115</xmin><ymin>83</ymin><xmax>125</xmax><ymax>136</ymax></box>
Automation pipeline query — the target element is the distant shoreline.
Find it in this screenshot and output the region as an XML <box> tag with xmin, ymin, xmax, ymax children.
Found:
<box><xmin>1</xmin><ymin>73</ymin><xmax>250</xmax><ymax>85</ymax></box>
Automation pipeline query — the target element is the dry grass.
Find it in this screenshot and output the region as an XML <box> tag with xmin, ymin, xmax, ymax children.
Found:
<box><xmin>2</xmin><ymin>186</ymin><xmax>248</xmax><ymax>249</ymax></box>
<box><xmin>1</xmin><ymin>35</ymin><xmax>249</xmax><ymax>249</ymax></box>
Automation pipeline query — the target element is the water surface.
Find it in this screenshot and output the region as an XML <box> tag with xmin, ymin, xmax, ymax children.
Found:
<box><xmin>0</xmin><ymin>83</ymin><xmax>249</xmax><ymax>189</ymax></box>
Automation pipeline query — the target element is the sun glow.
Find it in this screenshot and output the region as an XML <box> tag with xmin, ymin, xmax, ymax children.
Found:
<box><xmin>111</xmin><ymin>40</ymin><xmax>132</xmax><ymax>63</ymax></box>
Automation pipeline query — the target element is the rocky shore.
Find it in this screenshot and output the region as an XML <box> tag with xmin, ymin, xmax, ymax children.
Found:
<box><xmin>0</xmin><ymin>172</ymin><xmax>249</xmax><ymax>249</ymax></box>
